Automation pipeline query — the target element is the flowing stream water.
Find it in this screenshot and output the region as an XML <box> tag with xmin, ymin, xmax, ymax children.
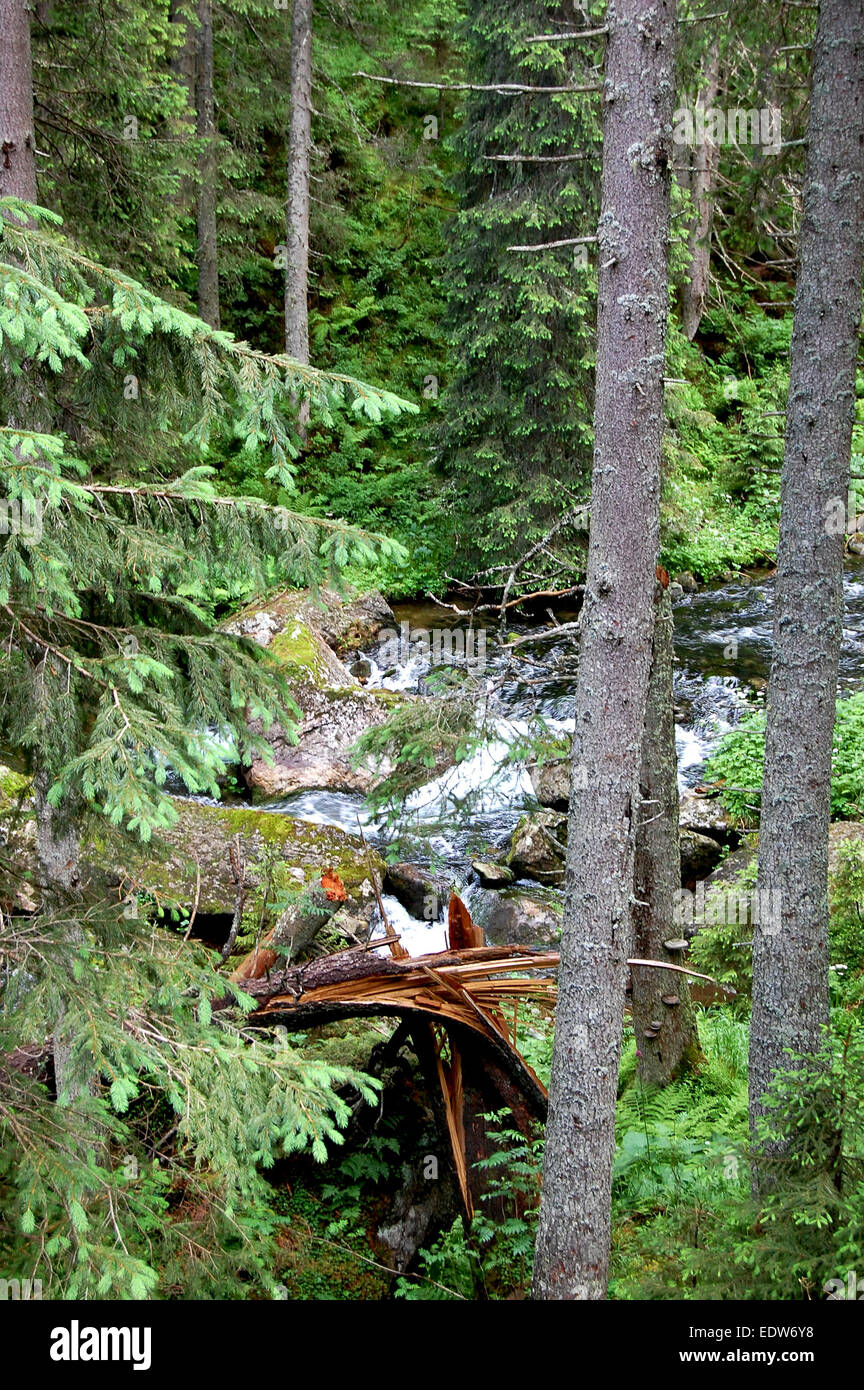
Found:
<box><xmin>257</xmin><ymin>562</ymin><xmax>864</xmax><ymax>954</ymax></box>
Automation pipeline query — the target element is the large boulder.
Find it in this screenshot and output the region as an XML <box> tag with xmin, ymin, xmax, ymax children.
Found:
<box><xmin>483</xmin><ymin>891</ymin><xmax>562</xmax><ymax>948</ymax></box>
<box><xmin>0</xmin><ymin>782</ymin><xmax>384</xmax><ymax>954</ymax></box>
<box><xmin>471</xmin><ymin>860</ymin><xmax>515</xmax><ymax>888</ymax></box>
<box><xmin>506</xmin><ymin>811</ymin><xmax>567</xmax><ymax>885</ymax></box>
<box><xmin>703</xmin><ymin>822</ymin><xmax>864</xmax><ymax>892</ymax></box>
<box><xmin>301</xmin><ymin>588</ymin><xmax>394</xmax><ymax>656</ymax></box>
<box><xmin>679</xmin><ymin>828</ymin><xmax>725</xmax><ymax>887</ymax></box>
<box><xmin>0</xmin><ymin>778</ymin><xmax>386</xmax><ymax>917</ymax></box>
<box><xmin>224</xmin><ymin>590</ymin><xmax>400</xmax><ymax>797</ymax></box>
<box><xmin>678</xmin><ymin>790</ymin><xmax>740</xmax><ymax>847</ymax></box>
<box><xmin>97</xmin><ymin>799</ymin><xmax>384</xmax><ymax>919</ymax></box>
<box><xmin>529</xmin><ymin>758</ymin><xmax>570</xmax><ymax>811</ymax></box>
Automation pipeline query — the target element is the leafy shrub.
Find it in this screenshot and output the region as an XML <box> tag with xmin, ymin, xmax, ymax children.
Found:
<box><xmin>829</xmin><ymin>842</ymin><xmax>864</xmax><ymax>977</ymax></box>
<box><xmin>705</xmin><ymin>692</ymin><xmax>864</xmax><ymax>822</ymax></box>
<box><xmin>690</xmin><ymin>845</ymin><xmax>864</xmax><ymax>1010</ymax></box>
<box><xmin>612</xmin><ymin>1022</ymin><xmax>864</xmax><ymax>1301</ymax></box>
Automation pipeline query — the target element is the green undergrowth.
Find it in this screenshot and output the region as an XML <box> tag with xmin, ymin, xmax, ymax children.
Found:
<box><xmin>704</xmin><ymin>692</ymin><xmax>864</xmax><ymax>822</ymax></box>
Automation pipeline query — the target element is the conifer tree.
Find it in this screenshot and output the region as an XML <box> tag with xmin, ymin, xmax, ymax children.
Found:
<box><xmin>0</xmin><ymin>188</ymin><xmax>413</xmax><ymax>1292</ymax></box>
<box><xmin>532</xmin><ymin>0</ymin><xmax>677</xmax><ymax>1301</ymax></box>
<box><xmin>436</xmin><ymin>0</ymin><xmax>603</xmax><ymax>574</ymax></box>
<box><xmin>749</xmin><ymin>0</ymin><xmax>864</xmax><ymax>1156</ymax></box>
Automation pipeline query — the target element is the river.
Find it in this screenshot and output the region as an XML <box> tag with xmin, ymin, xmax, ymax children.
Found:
<box><xmin>257</xmin><ymin>562</ymin><xmax>864</xmax><ymax>954</ymax></box>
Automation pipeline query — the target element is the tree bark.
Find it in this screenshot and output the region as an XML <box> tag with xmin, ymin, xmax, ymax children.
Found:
<box><xmin>169</xmin><ymin>0</ymin><xmax>198</xmax><ymax>211</ymax></box>
<box><xmin>632</xmin><ymin>583</ymin><xmax>697</xmax><ymax>1085</ymax></box>
<box><xmin>749</xmin><ymin>0</ymin><xmax>864</xmax><ymax>1149</ymax></box>
<box><xmin>0</xmin><ymin>0</ymin><xmax>38</xmax><ymax>202</ymax></box>
<box><xmin>531</xmin><ymin>0</ymin><xmax>677</xmax><ymax>1301</ymax></box>
<box><xmin>195</xmin><ymin>0</ymin><xmax>220</xmax><ymax>328</ymax></box>
<box><xmin>676</xmin><ymin>37</ymin><xmax>722</xmax><ymax>340</ymax></box>
<box><xmin>285</xmin><ymin>0</ymin><xmax>312</xmax><ymax>367</ymax></box>
<box><xmin>34</xmin><ymin>768</ymin><xmax>86</xmax><ymax>1102</ymax></box>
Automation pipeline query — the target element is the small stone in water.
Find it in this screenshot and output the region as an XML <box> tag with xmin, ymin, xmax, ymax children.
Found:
<box><xmin>471</xmin><ymin>860</ymin><xmax>514</xmax><ymax>887</ymax></box>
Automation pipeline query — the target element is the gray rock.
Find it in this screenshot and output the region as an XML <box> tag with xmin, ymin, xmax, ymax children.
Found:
<box><xmin>506</xmin><ymin>810</ymin><xmax>567</xmax><ymax>885</ymax></box>
<box><xmin>698</xmin><ymin>820</ymin><xmax>864</xmax><ymax>901</ymax></box>
<box><xmin>471</xmin><ymin>860</ymin><xmax>515</xmax><ymax>888</ymax></box>
<box><xmin>377</xmin><ymin>1163</ymin><xmax>460</xmax><ymax>1273</ymax></box>
<box><xmin>328</xmin><ymin>899</ymin><xmax>377</xmax><ymax>946</ymax></box>
<box><xmin>224</xmin><ymin>592</ymin><xmax>397</xmax><ymax>797</ymax></box>
<box><xmin>384</xmin><ymin>863</ymin><xmax>451</xmax><ymax>919</ymax></box>
<box><xmin>680</xmin><ymin>828</ymin><xmax>725</xmax><ymax>887</ymax></box>
<box><xmin>304</xmin><ymin>588</ymin><xmax>395</xmax><ymax>655</ymax></box>
<box><xmin>674</xmin><ymin>571</ymin><xmax>698</xmax><ymax>593</ymax></box>
<box><xmin>482</xmin><ymin>890</ymin><xmax>562</xmax><ymax>948</ymax></box>
<box><xmin>529</xmin><ymin>758</ymin><xmax>570</xmax><ymax>811</ymax></box>
<box><xmin>678</xmin><ymin>790</ymin><xmax>740</xmax><ymax>846</ymax></box>
<box><xmin>1</xmin><ymin>798</ymin><xmax>387</xmax><ymax>921</ymax></box>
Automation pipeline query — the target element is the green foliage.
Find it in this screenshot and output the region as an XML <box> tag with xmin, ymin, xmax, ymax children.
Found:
<box><xmin>610</xmin><ymin>1006</ymin><xmax>864</xmax><ymax>1302</ymax></box>
<box><xmin>268</xmin><ymin>1183</ymin><xmax>391</xmax><ymax>1301</ymax></box>
<box><xmin>434</xmin><ymin>0</ymin><xmax>601</xmax><ymax>575</ymax></box>
<box><xmin>829</xmin><ymin>842</ymin><xmax>864</xmax><ymax>978</ymax></box>
<box><xmin>209</xmin><ymin>0</ymin><xmax>461</xmax><ymax>595</ymax></box>
<box><xmin>0</xmin><ymin>899</ymin><xmax>378</xmax><ymax>1299</ymax></box>
<box><xmin>688</xmin><ymin>859</ymin><xmax>759</xmax><ymax>1012</ymax></box>
<box><xmin>682</xmin><ymin>1030</ymin><xmax>864</xmax><ymax>1302</ymax></box>
<box><xmin>705</xmin><ymin>693</ymin><xmax>864</xmax><ymax>822</ymax></box>
<box><xmin>30</xmin><ymin>0</ymin><xmax>195</xmax><ymax>288</ymax></box>
<box><xmin>612</xmin><ymin>1013</ymin><xmax>750</xmax><ymax>1222</ymax></box>
<box><xmin>0</xmin><ymin>197</ymin><xmax>410</xmax><ymax>834</ymax></box>
<box><xmin>660</xmin><ymin>315</ymin><xmax>784</xmax><ymax>578</ymax></box>
<box><xmin>395</xmin><ymin>1112</ymin><xmax>544</xmax><ymax>1301</ymax></box>
<box><xmin>690</xmin><ymin>845</ymin><xmax>864</xmax><ymax>1012</ymax></box>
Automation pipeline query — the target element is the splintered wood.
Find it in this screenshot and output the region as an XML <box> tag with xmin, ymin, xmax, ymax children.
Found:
<box><xmin>236</xmin><ymin>891</ymin><xmax>556</xmax><ymax>1216</ymax></box>
<box><xmin>255</xmin><ymin>944</ymin><xmax>557</xmax><ymax>1056</ymax></box>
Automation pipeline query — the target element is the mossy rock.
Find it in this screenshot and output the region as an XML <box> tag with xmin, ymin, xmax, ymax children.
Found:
<box><xmin>224</xmin><ymin>592</ymin><xmax>398</xmax><ymax>796</ymax></box>
<box><xmin>506</xmin><ymin>810</ymin><xmax>568</xmax><ymax>885</ymax></box>
<box><xmin>90</xmin><ymin>799</ymin><xmax>384</xmax><ymax>919</ymax></box>
<box><xmin>0</xmin><ymin>764</ymin><xmax>30</xmax><ymax>812</ymax></box>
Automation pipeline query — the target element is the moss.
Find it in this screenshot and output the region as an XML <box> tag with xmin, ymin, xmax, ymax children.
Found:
<box><xmin>0</xmin><ymin>764</ymin><xmax>31</xmax><ymax>813</ymax></box>
<box><xmin>85</xmin><ymin>798</ymin><xmax>384</xmax><ymax>916</ymax></box>
<box><xmin>269</xmin><ymin>621</ymin><xmax>330</xmax><ymax>686</ymax></box>
<box><xmin>367</xmin><ymin>688</ymin><xmax>404</xmax><ymax>709</ymax></box>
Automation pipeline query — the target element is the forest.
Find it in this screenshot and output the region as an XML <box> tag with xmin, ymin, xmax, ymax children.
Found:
<box><xmin>1</xmin><ymin>0</ymin><xmax>863</xmax><ymax>1326</ymax></box>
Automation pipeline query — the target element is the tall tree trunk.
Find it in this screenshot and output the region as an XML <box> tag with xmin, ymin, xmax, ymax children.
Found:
<box><xmin>195</xmin><ymin>0</ymin><xmax>220</xmax><ymax>328</ymax></box>
<box><xmin>632</xmin><ymin>583</ymin><xmax>697</xmax><ymax>1085</ymax></box>
<box><xmin>532</xmin><ymin>0</ymin><xmax>677</xmax><ymax>1301</ymax></box>
<box><xmin>0</xmin><ymin>0</ymin><xmax>38</xmax><ymax>202</ymax></box>
<box><xmin>749</xmin><ymin>0</ymin><xmax>864</xmax><ymax>1149</ymax></box>
<box><xmin>34</xmin><ymin>772</ymin><xmax>86</xmax><ymax>1102</ymax></box>
<box><xmin>285</xmin><ymin>0</ymin><xmax>312</xmax><ymax>368</ymax></box>
<box><xmin>170</xmin><ymin>0</ymin><xmax>198</xmax><ymax>211</ymax></box>
<box><xmin>676</xmin><ymin>37</ymin><xmax>722</xmax><ymax>340</ymax></box>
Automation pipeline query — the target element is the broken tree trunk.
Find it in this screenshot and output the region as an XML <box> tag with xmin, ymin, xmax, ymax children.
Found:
<box><xmin>233</xmin><ymin>934</ymin><xmax>553</xmax><ymax>1218</ymax></box>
